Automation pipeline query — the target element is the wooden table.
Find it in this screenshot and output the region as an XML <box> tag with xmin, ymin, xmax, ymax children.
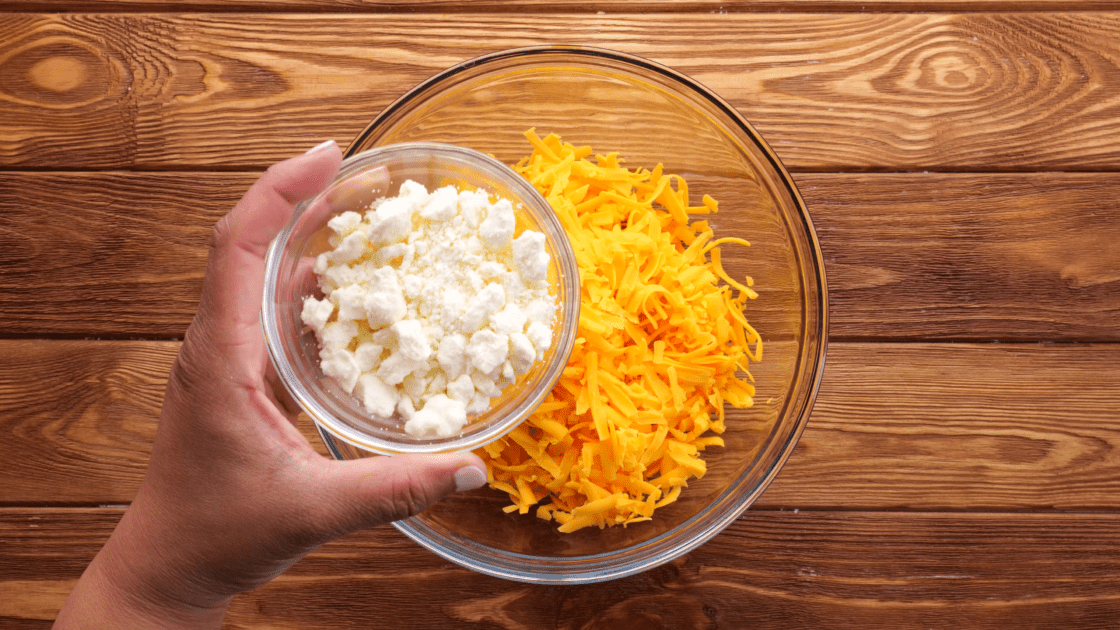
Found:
<box><xmin>3</xmin><ymin>2</ymin><xmax>1120</xmax><ymax>628</ymax></box>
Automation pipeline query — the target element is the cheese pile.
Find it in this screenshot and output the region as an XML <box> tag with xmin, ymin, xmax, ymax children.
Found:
<box><xmin>478</xmin><ymin>130</ymin><xmax>762</xmax><ymax>533</ymax></box>
<box><xmin>302</xmin><ymin>181</ymin><xmax>556</xmax><ymax>439</ymax></box>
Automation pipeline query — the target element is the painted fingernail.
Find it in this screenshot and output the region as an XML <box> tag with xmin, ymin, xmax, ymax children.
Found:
<box><xmin>453</xmin><ymin>466</ymin><xmax>487</xmax><ymax>492</ymax></box>
<box><xmin>305</xmin><ymin>139</ymin><xmax>336</xmax><ymax>155</ymax></box>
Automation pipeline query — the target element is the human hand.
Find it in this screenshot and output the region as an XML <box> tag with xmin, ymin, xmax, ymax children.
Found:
<box><xmin>55</xmin><ymin>141</ymin><xmax>488</xmax><ymax>629</ymax></box>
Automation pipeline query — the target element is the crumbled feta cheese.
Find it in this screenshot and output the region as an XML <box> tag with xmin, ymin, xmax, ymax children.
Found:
<box><xmin>401</xmin><ymin>273</ymin><xmax>423</xmax><ymax>300</ymax></box>
<box><xmin>329</xmin><ymin>231</ymin><xmax>368</xmax><ymax>264</ymax></box>
<box><xmin>322</xmin><ymin>262</ymin><xmax>363</xmax><ymax>292</ymax></box>
<box><xmin>396</xmin><ymin>396</ymin><xmax>415</xmax><ymax>420</ymax></box>
<box><xmin>419</xmin><ymin>186</ymin><xmax>458</xmax><ymax>221</ymax></box>
<box><xmin>512</xmin><ymin>230</ymin><xmax>550</xmax><ymax>282</ymax></box>
<box><xmin>470</xmin><ymin>370</ymin><xmax>502</xmax><ymax>398</ymax></box>
<box><xmin>526</xmin><ymin>321</ymin><xmax>552</xmax><ymax>360</ymax></box>
<box><xmin>426</xmin><ymin>373</ymin><xmax>447</xmax><ymax>398</ymax></box>
<box><xmin>301</xmin><ymin>180</ymin><xmax>558</xmax><ymax>439</ymax></box>
<box><xmin>370</xmin><ymin>328</ymin><xmax>395</xmax><ymax>346</ymax></box>
<box><xmin>363</xmin><ymin>267</ymin><xmax>407</xmax><ymax>329</ymax></box>
<box><xmin>478</xmin><ymin>198</ymin><xmax>515</xmax><ymax>251</ymax></box>
<box><xmin>436</xmin><ymin>333</ymin><xmax>467</xmax><ymax>381</ymax></box>
<box><xmin>327</xmin><ymin>211</ymin><xmax>363</xmax><ymax>236</ymax></box>
<box><xmin>356</xmin><ymin>373</ymin><xmax>397</xmax><ymax>418</ymax></box>
<box><xmin>477</xmin><ymin>261</ymin><xmax>506</xmax><ymax>279</ymax></box>
<box><xmin>402</xmin><ymin>372</ymin><xmax>429</xmax><ymax>402</ymax></box>
<box><xmin>458</xmin><ymin>190</ymin><xmax>488</xmax><ymax>228</ymax></box>
<box><xmin>405</xmin><ymin>394</ymin><xmax>467</xmax><ymax>438</ymax></box>
<box><xmin>523</xmin><ymin>298</ymin><xmax>556</xmax><ymax>325</ymax></box>
<box><xmin>373</xmin><ymin>243</ymin><xmax>407</xmax><ymax>267</ymax></box>
<box><xmin>446</xmin><ymin>373</ymin><xmax>475</xmax><ymax>403</ymax></box>
<box><xmin>320</xmin><ymin>347</ymin><xmax>360</xmax><ymax>393</ymax></box>
<box><xmin>321</xmin><ymin>320</ymin><xmax>357</xmax><ymax>352</ymax></box>
<box><xmin>367</xmin><ymin>197</ymin><xmax>415</xmax><ymax>246</ymax></box>
<box><xmin>377</xmin><ymin>352</ymin><xmax>426</xmax><ymax>386</ymax></box>
<box><xmin>459</xmin><ymin>282</ymin><xmax>505</xmax><ymax>333</ymax></box>
<box><xmin>466</xmin><ymin>392</ymin><xmax>491</xmax><ymax>415</ymax></box>
<box><xmin>466</xmin><ymin>329</ymin><xmax>509</xmax><ymax>374</ymax></box>
<box><xmin>301</xmin><ymin>296</ymin><xmax>334</xmax><ymax>334</ymax></box>
<box><xmin>489</xmin><ymin>303</ymin><xmax>527</xmax><ymax>335</ymax></box>
<box><xmin>509</xmin><ymin>332</ymin><xmax>536</xmax><ymax>374</ymax></box>
<box><xmin>438</xmin><ymin>288</ymin><xmax>466</xmax><ymax>330</ymax></box>
<box><xmin>398</xmin><ymin>179</ymin><xmax>428</xmax><ymax>200</ymax></box>
<box><xmin>331</xmin><ymin>284</ymin><xmax>367</xmax><ymax>322</ymax></box>
<box><xmin>354</xmin><ymin>342</ymin><xmax>383</xmax><ymax>373</ymax></box>
<box><xmin>391</xmin><ymin>319</ymin><xmax>431</xmax><ymax>362</ymax></box>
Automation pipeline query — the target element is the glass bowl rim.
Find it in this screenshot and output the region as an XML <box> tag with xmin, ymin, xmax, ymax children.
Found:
<box><xmin>344</xmin><ymin>45</ymin><xmax>830</xmax><ymax>583</ymax></box>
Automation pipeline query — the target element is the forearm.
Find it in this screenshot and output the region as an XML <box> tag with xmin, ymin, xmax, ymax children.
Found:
<box><xmin>54</xmin><ymin>507</ymin><xmax>231</xmax><ymax>630</ymax></box>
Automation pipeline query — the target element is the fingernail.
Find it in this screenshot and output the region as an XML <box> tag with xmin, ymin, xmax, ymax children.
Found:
<box><xmin>453</xmin><ymin>466</ymin><xmax>487</xmax><ymax>492</ymax></box>
<box><xmin>305</xmin><ymin>139</ymin><xmax>336</xmax><ymax>155</ymax></box>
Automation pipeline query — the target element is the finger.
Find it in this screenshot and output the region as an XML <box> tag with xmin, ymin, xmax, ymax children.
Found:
<box><xmin>293</xmin><ymin>255</ymin><xmax>320</xmax><ymax>301</ymax></box>
<box><xmin>298</xmin><ymin>164</ymin><xmax>390</xmax><ymax>231</ymax></box>
<box><xmin>311</xmin><ymin>452</ymin><xmax>488</xmax><ymax>535</ymax></box>
<box><xmin>198</xmin><ymin>140</ymin><xmax>344</xmax><ymax>345</ymax></box>
<box><xmin>323</xmin><ymin>164</ymin><xmax>390</xmax><ymax>210</ymax></box>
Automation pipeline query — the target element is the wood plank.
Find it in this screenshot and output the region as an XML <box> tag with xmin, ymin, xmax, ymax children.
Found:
<box><xmin>0</xmin><ymin>172</ymin><xmax>236</xmax><ymax>339</ymax></box>
<box><xmin>800</xmin><ymin>173</ymin><xmax>1120</xmax><ymax>342</ymax></box>
<box><xmin>765</xmin><ymin>342</ymin><xmax>1120</xmax><ymax>510</ymax></box>
<box><xmin>7</xmin><ymin>13</ymin><xmax>1120</xmax><ymax>170</ymax></box>
<box><xmin>0</xmin><ymin>15</ymin><xmax>135</xmax><ymax>169</ymax></box>
<box><xmin>5</xmin><ymin>0</ymin><xmax>1120</xmax><ymax>11</ymax></box>
<box><xmin>4</xmin><ymin>508</ymin><xmax>1120</xmax><ymax>627</ymax></box>
<box><xmin>0</xmin><ymin>340</ymin><xmax>167</xmax><ymax>505</ymax></box>
<box><xmin>0</xmin><ymin>339</ymin><xmax>331</xmax><ymax>505</ymax></box>
<box><xmin>3</xmin><ymin>171</ymin><xmax>1117</xmax><ymax>340</ymax></box>
<box><xmin>3</xmin><ymin>340</ymin><xmax>1120</xmax><ymax>511</ymax></box>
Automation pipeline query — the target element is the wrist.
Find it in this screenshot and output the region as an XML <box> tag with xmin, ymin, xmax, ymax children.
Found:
<box><xmin>55</xmin><ymin>505</ymin><xmax>232</xmax><ymax>629</ymax></box>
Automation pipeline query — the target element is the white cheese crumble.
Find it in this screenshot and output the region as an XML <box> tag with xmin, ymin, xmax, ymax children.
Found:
<box><xmin>302</xmin><ymin>181</ymin><xmax>557</xmax><ymax>439</ymax></box>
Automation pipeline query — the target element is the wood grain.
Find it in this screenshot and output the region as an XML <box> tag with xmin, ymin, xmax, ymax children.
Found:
<box><xmin>3</xmin><ymin>340</ymin><xmax>1119</xmax><ymax>511</ymax></box>
<box><xmin>3</xmin><ymin>171</ymin><xmax>1117</xmax><ymax>340</ymax></box>
<box><xmin>766</xmin><ymin>342</ymin><xmax>1120</xmax><ymax>510</ymax></box>
<box><xmin>5</xmin><ymin>508</ymin><xmax>1120</xmax><ymax>628</ymax></box>
<box><xmin>0</xmin><ymin>15</ymin><xmax>135</xmax><ymax>169</ymax></box>
<box><xmin>0</xmin><ymin>172</ymin><xmax>235</xmax><ymax>339</ymax></box>
<box><xmin>7</xmin><ymin>14</ymin><xmax>1120</xmax><ymax>170</ymax></box>
<box><xmin>800</xmin><ymin>172</ymin><xmax>1120</xmax><ymax>341</ymax></box>
<box><xmin>0</xmin><ymin>339</ymin><xmax>331</xmax><ymax>506</ymax></box>
<box><xmin>5</xmin><ymin>0</ymin><xmax>1120</xmax><ymax>11</ymax></box>
<box><xmin>0</xmin><ymin>340</ymin><xmax>169</xmax><ymax>505</ymax></box>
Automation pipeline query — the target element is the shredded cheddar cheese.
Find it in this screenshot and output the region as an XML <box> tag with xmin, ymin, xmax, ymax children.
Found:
<box><xmin>478</xmin><ymin>130</ymin><xmax>762</xmax><ymax>533</ymax></box>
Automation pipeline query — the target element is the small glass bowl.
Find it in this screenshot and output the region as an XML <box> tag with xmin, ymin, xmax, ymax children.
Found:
<box><xmin>263</xmin><ymin>143</ymin><xmax>580</xmax><ymax>455</ymax></box>
<box><xmin>328</xmin><ymin>46</ymin><xmax>828</xmax><ymax>584</ymax></box>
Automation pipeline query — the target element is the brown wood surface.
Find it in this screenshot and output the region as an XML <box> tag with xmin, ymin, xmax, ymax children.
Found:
<box><xmin>4</xmin><ymin>508</ymin><xmax>1120</xmax><ymax>628</ymax></box>
<box><xmin>4</xmin><ymin>339</ymin><xmax>1119</xmax><ymax>511</ymax></box>
<box><xmin>3</xmin><ymin>1</ymin><xmax>1119</xmax><ymax>627</ymax></box>
<box><xmin>6</xmin><ymin>13</ymin><xmax>1120</xmax><ymax>171</ymax></box>
<box><xmin>0</xmin><ymin>172</ymin><xmax>225</xmax><ymax>339</ymax></box>
<box><xmin>6</xmin><ymin>0</ymin><xmax>1120</xmax><ymax>11</ymax></box>
<box><xmin>3</xmin><ymin>172</ymin><xmax>1117</xmax><ymax>340</ymax></box>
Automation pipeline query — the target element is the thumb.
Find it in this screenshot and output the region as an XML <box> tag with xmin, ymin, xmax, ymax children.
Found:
<box><xmin>313</xmin><ymin>452</ymin><xmax>488</xmax><ymax>534</ymax></box>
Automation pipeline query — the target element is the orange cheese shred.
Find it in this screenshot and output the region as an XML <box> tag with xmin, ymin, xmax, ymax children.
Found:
<box><xmin>477</xmin><ymin>129</ymin><xmax>762</xmax><ymax>533</ymax></box>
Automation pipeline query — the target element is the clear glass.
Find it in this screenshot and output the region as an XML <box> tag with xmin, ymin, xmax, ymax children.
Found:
<box><xmin>330</xmin><ymin>45</ymin><xmax>828</xmax><ymax>583</ymax></box>
<box><xmin>263</xmin><ymin>143</ymin><xmax>580</xmax><ymax>455</ymax></box>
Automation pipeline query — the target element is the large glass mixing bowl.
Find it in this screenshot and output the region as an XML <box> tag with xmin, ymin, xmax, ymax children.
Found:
<box><xmin>323</xmin><ymin>45</ymin><xmax>828</xmax><ymax>583</ymax></box>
